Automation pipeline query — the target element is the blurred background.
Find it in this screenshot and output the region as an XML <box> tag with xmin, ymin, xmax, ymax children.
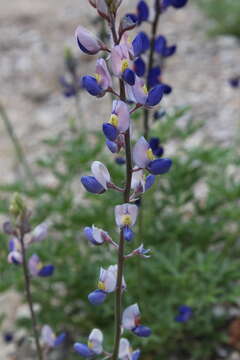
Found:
<box><xmin>0</xmin><ymin>0</ymin><xmax>240</xmax><ymax>359</ymax></box>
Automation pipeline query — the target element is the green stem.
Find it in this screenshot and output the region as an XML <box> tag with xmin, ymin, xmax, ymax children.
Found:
<box><xmin>19</xmin><ymin>227</ymin><xmax>43</xmax><ymax>360</ymax></box>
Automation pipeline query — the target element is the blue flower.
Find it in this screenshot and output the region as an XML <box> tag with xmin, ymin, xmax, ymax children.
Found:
<box><xmin>132</xmin><ymin>325</ymin><xmax>152</xmax><ymax>337</ymax></box>
<box><xmin>88</xmin><ymin>290</ymin><xmax>107</xmax><ymax>305</ymax></box>
<box><xmin>163</xmin><ymin>0</ymin><xmax>188</xmax><ymax>9</ymax></box>
<box><xmin>123</xmin><ymin>226</ymin><xmax>135</xmax><ymax>242</ymax></box>
<box><xmin>137</xmin><ymin>1</ymin><xmax>149</xmax><ymax>24</ymax></box>
<box><xmin>148</xmin><ymin>158</ymin><xmax>172</xmax><ymax>175</ymax></box>
<box><xmin>175</xmin><ymin>305</ymin><xmax>192</xmax><ymax>323</ymax></box>
<box><xmin>81</xmin><ymin>176</ymin><xmax>105</xmax><ymax>194</ymax></box>
<box><xmin>134</xmin><ymin>57</ymin><xmax>146</xmax><ymax>77</ymax></box>
<box><xmin>153</xmin><ymin>109</ymin><xmax>166</xmax><ymax>120</ymax></box>
<box><xmin>229</xmin><ymin>76</ymin><xmax>240</xmax><ymax>88</ymax></box>
<box><xmin>145</xmin><ymin>85</ymin><xmax>165</xmax><ymax>107</ymax></box>
<box><xmin>115</xmin><ymin>157</ymin><xmax>126</xmax><ymax>165</ymax></box>
<box><xmin>148</xmin><ymin>66</ymin><xmax>161</xmax><ymax>88</ymax></box>
<box><xmin>122</xmin><ymin>68</ymin><xmax>136</xmax><ymax>85</ymax></box>
<box><xmin>74</xmin><ymin>329</ymin><xmax>103</xmax><ymax>358</ymax></box>
<box><xmin>155</xmin><ymin>35</ymin><xmax>177</xmax><ymax>57</ymax></box>
<box><xmin>149</xmin><ymin>137</ymin><xmax>164</xmax><ymax>157</ymax></box>
<box><xmin>59</xmin><ymin>76</ymin><xmax>78</xmax><ymax>98</ymax></box>
<box><xmin>120</xmin><ymin>13</ymin><xmax>138</xmax><ymax>33</ymax></box>
<box><xmin>82</xmin><ymin>76</ymin><xmax>103</xmax><ymax>96</ymax></box>
<box><xmin>132</xmin><ymin>32</ymin><xmax>150</xmax><ymax>57</ymax></box>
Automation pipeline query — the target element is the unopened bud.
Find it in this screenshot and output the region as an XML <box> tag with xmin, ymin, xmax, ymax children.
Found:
<box><xmin>9</xmin><ymin>193</ymin><xmax>26</xmax><ymax>218</ymax></box>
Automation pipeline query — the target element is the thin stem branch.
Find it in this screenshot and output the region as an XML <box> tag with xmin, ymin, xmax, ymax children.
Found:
<box><xmin>143</xmin><ymin>0</ymin><xmax>161</xmax><ymax>139</ymax></box>
<box><xmin>0</xmin><ymin>102</ymin><xmax>37</xmax><ymax>186</ymax></box>
<box><xmin>19</xmin><ymin>224</ymin><xmax>43</xmax><ymax>360</ymax></box>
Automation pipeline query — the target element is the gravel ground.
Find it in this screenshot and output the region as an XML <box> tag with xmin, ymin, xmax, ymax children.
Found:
<box><xmin>0</xmin><ymin>0</ymin><xmax>240</xmax><ymax>358</ymax></box>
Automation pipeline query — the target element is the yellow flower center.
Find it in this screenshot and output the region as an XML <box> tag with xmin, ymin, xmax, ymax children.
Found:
<box><xmin>121</xmin><ymin>214</ymin><xmax>132</xmax><ymax>226</ymax></box>
<box><xmin>121</xmin><ymin>59</ymin><xmax>129</xmax><ymax>73</ymax></box>
<box><xmin>98</xmin><ymin>281</ymin><xmax>106</xmax><ymax>291</ymax></box>
<box><xmin>36</xmin><ymin>262</ymin><xmax>43</xmax><ymax>270</ymax></box>
<box><xmin>147</xmin><ymin>148</ymin><xmax>155</xmax><ymax>160</ymax></box>
<box><xmin>94</xmin><ymin>73</ymin><xmax>101</xmax><ymax>83</ymax></box>
<box><xmin>142</xmin><ymin>84</ymin><xmax>148</xmax><ymax>95</ymax></box>
<box><xmin>88</xmin><ymin>340</ymin><xmax>94</xmax><ymax>349</ymax></box>
<box><xmin>109</xmin><ymin>114</ymin><xmax>119</xmax><ymax>127</ymax></box>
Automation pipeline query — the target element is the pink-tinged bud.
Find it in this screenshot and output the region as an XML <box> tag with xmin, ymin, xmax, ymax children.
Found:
<box><xmin>96</xmin><ymin>0</ymin><xmax>110</xmax><ymax>20</ymax></box>
<box><xmin>8</xmin><ymin>251</ymin><xmax>23</xmax><ymax>265</ymax></box>
<box><xmin>75</xmin><ymin>26</ymin><xmax>106</xmax><ymax>55</ymax></box>
<box><xmin>31</xmin><ymin>222</ymin><xmax>49</xmax><ymax>243</ymax></box>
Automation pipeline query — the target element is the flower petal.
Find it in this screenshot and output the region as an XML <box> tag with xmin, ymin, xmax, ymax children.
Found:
<box><xmin>88</xmin><ymin>290</ymin><xmax>107</xmax><ymax>305</ymax></box>
<box><xmin>74</xmin><ymin>343</ymin><xmax>95</xmax><ymax>357</ymax></box>
<box><xmin>91</xmin><ymin>161</ymin><xmax>111</xmax><ymax>190</ymax></box>
<box><xmin>133</xmin><ymin>136</ymin><xmax>149</xmax><ymax>168</ymax></box>
<box><xmin>122</xmin><ymin>304</ymin><xmax>140</xmax><ymax>330</ymax></box>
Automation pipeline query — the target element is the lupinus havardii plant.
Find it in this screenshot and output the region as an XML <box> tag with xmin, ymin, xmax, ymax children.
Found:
<box><xmin>2</xmin><ymin>193</ymin><xmax>65</xmax><ymax>360</ymax></box>
<box><xmin>74</xmin><ymin>0</ymin><xmax>174</xmax><ymax>358</ymax></box>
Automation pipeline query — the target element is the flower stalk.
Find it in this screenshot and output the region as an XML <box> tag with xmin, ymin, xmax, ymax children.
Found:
<box><xmin>19</xmin><ymin>224</ymin><xmax>43</xmax><ymax>360</ymax></box>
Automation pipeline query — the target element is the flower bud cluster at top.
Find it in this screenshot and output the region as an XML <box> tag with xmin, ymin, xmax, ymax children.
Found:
<box><xmin>74</xmin><ymin>0</ymin><xmax>188</xmax><ymax>358</ymax></box>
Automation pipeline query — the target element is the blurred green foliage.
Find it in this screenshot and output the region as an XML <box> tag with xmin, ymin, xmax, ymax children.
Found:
<box><xmin>1</xmin><ymin>108</ymin><xmax>240</xmax><ymax>359</ymax></box>
<box><xmin>196</xmin><ymin>0</ymin><xmax>240</xmax><ymax>37</ymax></box>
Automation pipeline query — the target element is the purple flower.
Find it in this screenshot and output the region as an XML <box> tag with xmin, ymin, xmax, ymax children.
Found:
<box><xmin>134</xmin><ymin>244</ymin><xmax>151</xmax><ymax>258</ymax></box>
<box><xmin>8</xmin><ymin>251</ymin><xmax>23</xmax><ymax>265</ymax></box>
<box><xmin>82</xmin><ymin>58</ymin><xmax>112</xmax><ymax>97</ymax></box>
<box><xmin>111</xmin><ymin>43</ymin><xmax>135</xmax><ymax>85</ymax></box>
<box><xmin>133</xmin><ymin>137</ymin><xmax>172</xmax><ymax>175</ymax></box>
<box><xmin>103</xmin><ymin>100</ymin><xmax>130</xmax><ymax>141</ymax></box>
<box><xmin>163</xmin><ymin>0</ymin><xmax>188</xmax><ymax>9</ymax></box>
<box><xmin>155</xmin><ymin>35</ymin><xmax>177</xmax><ymax>57</ymax></box>
<box><xmin>84</xmin><ymin>225</ymin><xmax>111</xmax><ymax>245</ymax></box>
<box><xmin>119</xmin><ymin>338</ymin><xmax>140</xmax><ymax>360</ymax></box>
<box><xmin>31</xmin><ymin>222</ymin><xmax>49</xmax><ymax>243</ymax></box>
<box><xmin>41</xmin><ymin>325</ymin><xmax>65</xmax><ymax>348</ymax></box>
<box><xmin>88</xmin><ymin>265</ymin><xmax>126</xmax><ymax>305</ymax></box>
<box><xmin>137</xmin><ymin>0</ymin><xmax>149</xmax><ymax>24</ymax></box>
<box><xmin>81</xmin><ymin>161</ymin><xmax>111</xmax><ymax>194</ymax></box>
<box><xmin>132</xmin><ymin>32</ymin><xmax>150</xmax><ymax>57</ymax></box>
<box><xmin>122</xmin><ymin>304</ymin><xmax>152</xmax><ymax>337</ymax></box>
<box><xmin>28</xmin><ymin>254</ymin><xmax>54</xmax><ymax>277</ymax></box>
<box><xmin>175</xmin><ymin>305</ymin><xmax>192</xmax><ymax>323</ymax></box>
<box><xmin>115</xmin><ymin>157</ymin><xmax>126</xmax><ymax>165</ymax></box>
<box><xmin>126</xmin><ymin>76</ymin><xmax>165</xmax><ymax>107</ymax></box>
<box><xmin>115</xmin><ymin>203</ymin><xmax>138</xmax><ymax>241</ymax></box>
<box><xmin>134</xmin><ymin>57</ymin><xmax>146</xmax><ymax>77</ymax></box>
<box><xmin>81</xmin><ymin>176</ymin><xmax>105</xmax><ymax>194</ymax></box>
<box><xmin>131</xmin><ymin>168</ymin><xmax>155</xmax><ymax>195</ymax></box>
<box><xmin>75</xmin><ymin>26</ymin><xmax>106</xmax><ymax>55</ymax></box>
<box><xmin>229</xmin><ymin>76</ymin><xmax>240</xmax><ymax>88</ymax></box>
<box><xmin>59</xmin><ymin>76</ymin><xmax>78</xmax><ymax>98</ymax></box>
<box><xmin>119</xmin><ymin>14</ymin><xmax>138</xmax><ymax>34</ymax></box>
<box><xmin>149</xmin><ymin>137</ymin><xmax>164</xmax><ymax>157</ymax></box>
<box><xmin>74</xmin><ymin>329</ymin><xmax>103</xmax><ymax>357</ymax></box>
